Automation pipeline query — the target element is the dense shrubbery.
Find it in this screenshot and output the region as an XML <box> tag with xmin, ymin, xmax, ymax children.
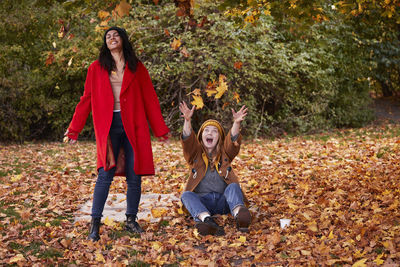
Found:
<box><xmin>0</xmin><ymin>0</ymin><xmax>383</xmax><ymax>141</ymax></box>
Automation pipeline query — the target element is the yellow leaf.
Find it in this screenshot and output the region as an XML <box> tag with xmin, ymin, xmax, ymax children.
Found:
<box><xmin>373</xmin><ymin>253</ymin><xmax>385</xmax><ymax>265</ymax></box>
<box><xmin>352</xmin><ymin>258</ymin><xmax>367</xmax><ymax>267</ymax></box>
<box><xmin>238</xmin><ymin>236</ymin><xmax>246</xmax><ymax>243</ymax></box>
<box><xmin>193</xmin><ymin>228</ymin><xmax>201</xmax><ymax>239</ymax></box>
<box><xmin>45</xmin><ymin>222</ymin><xmax>51</xmax><ymax>227</ymax></box>
<box><xmin>177</xmin><ymin>207</ymin><xmax>184</xmax><ymax>215</ymax></box>
<box><xmin>104</xmin><ymin>216</ymin><xmax>116</xmax><ymax>227</ymax></box>
<box><xmin>114</xmin><ymin>0</ymin><xmax>131</xmax><ymax>18</ymax></box>
<box><xmin>353</xmin><ymin>249</ymin><xmax>366</xmax><ymax>258</ymax></box>
<box><xmin>228</xmin><ymin>242</ymin><xmax>242</xmax><ymax>247</ymax></box>
<box><xmin>152</xmin><ymin>241</ymin><xmax>162</xmax><ymax>251</ymax></box>
<box><xmin>328</xmin><ymin>230</ymin><xmax>334</xmax><ymax>239</ymax></box>
<box><xmin>171</xmin><ymin>38</ymin><xmax>181</xmax><ymax>50</ymax></box>
<box><xmin>151</xmin><ymin>207</ymin><xmax>167</xmax><ymax>218</ymax></box>
<box><xmin>9</xmin><ymin>254</ymin><xmax>25</xmax><ymax>264</ymax></box>
<box><xmin>95</xmin><ymin>252</ymin><xmax>105</xmax><ymax>263</ymax></box>
<box><xmin>191</xmin><ymin>95</ymin><xmax>204</xmax><ymax>110</ymax></box>
<box><xmin>215</xmin><ymin>75</ymin><xmax>228</xmax><ymax>99</ymax></box>
<box><xmin>11</xmin><ymin>174</ymin><xmax>22</xmax><ymax>182</ymax></box>
<box><xmin>98</xmin><ymin>10</ymin><xmax>110</xmax><ymax>20</ymax></box>
<box><xmin>307</xmin><ymin>221</ymin><xmax>318</xmax><ymax>232</ymax></box>
<box><xmin>205</xmin><ymin>88</ymin><xmax>217</xmax><ymax>97</ymax></box>
<box><xmin>300</xmin><ymin>250</ymin><xmax>311</xmax><ymax>256</ymax></box>
<box><xmin>187</xmin><ymin>88</ymin><xmax>201</xmax><ymax>96</ymax></box>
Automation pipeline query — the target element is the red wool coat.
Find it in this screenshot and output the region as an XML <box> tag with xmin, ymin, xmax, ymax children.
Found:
<box><xmin>67</xmin><ymin>60</ymin><xmax>169</xmax><ymax>176</ymax></box>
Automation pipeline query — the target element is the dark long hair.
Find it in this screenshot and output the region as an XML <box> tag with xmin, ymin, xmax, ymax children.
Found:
<box><xmin>99</xmin><ymin>26</ymin><xmax>139</xmax><ymax>74</ymax></box>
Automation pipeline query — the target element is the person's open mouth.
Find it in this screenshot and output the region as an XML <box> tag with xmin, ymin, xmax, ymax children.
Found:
<box><xmin>206</xmin><ymin>138</ymin><xmax>213</xmax><ymax>144</ymax></box>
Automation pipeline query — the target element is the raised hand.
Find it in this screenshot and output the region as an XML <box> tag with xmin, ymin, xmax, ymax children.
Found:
<box><xmin>231</xmin><ymin>105</ymin><xmax>248</xmax><ymax>123</ymax></box>
<box><xmin>179</xmin><ymin>101</ymin><xmax>194</xmax><ymax>121</ymax></box>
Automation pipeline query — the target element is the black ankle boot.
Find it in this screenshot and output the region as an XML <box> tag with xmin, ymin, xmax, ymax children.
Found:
<box><xmin>88</xmin><ymin>217</ymin><xmax>101</xmax><ymax>241</ymax></box>
<box><xmin>125</xmin><ymin>215</ymin><xmax>144</xmax><ymax>234</ymax></box>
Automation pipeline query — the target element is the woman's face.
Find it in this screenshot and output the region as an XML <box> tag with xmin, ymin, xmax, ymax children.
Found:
<box><xmin>202</xmin><ymin>125</ymin><xmax>219</xmax><ymax>152</ymax></box>
<box><xmin>105</xmin><ymin>30</ymin><xmax>123</xmax><ymax>52</ymax></box>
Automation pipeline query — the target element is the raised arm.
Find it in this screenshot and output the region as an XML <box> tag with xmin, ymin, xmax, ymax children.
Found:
<box><xmin>179</xmin><ymin>101</ymin><xmax>195</xmax><ymax>137</ymax></box>
<box><xmin>231</xmin><ymin>105</ymin><xmax>248</xmax><ymax>137</ymax></box>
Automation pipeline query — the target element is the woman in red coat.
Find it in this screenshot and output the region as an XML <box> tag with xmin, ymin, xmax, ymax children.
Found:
<box><xmin>64</xmin><ymin>26</ymin><xmax>169</xmax><ymax>241</ymax></box>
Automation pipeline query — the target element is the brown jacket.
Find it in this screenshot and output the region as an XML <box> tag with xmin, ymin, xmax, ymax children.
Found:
<box><xmin>181</xmin><ymin>129</ymin><xmax>243</xmax><ymax>192</ymax></box>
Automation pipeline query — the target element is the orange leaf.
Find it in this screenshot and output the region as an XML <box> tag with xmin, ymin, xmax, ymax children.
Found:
<box><xmin>222</xmin><ymin>102</ymin><xmax>230</xmax><ymax>110</ymax></box>
<box><xmin>233</xmin><ymin>92</ymin><xmax>240</xmax><ymax>103</ymax></box>
<box><xmin>114</xmin><ymin>0</ymin><xmax>131</xmax><ymax>18</ymax></box>
<box><xmin>164</xmin><ymin>29</ymin><xmax>170</xmax><ymax>37</ymax></box>
<box><xmin>98</xmin><ymin>10</ymin><xmax>110</xmax><ymax>20</ymax></box>
<box><xmin>45</xmin><ymin>53</ymin><xmax>55</xmax><ymax>66</ymax></box>
<box><xmin>234</xmin><ymin>61</ymin><xmax>243</xmax><ymax>69</ymax></box>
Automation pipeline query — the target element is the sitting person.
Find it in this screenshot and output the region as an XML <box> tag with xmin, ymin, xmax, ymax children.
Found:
<box><xmin>178</xmin><ymin>101</ymin><xmax>251</xmax><ymax>236</ymax></box>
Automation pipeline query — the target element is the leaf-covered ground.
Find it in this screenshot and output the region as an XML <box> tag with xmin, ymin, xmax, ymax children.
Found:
<box><xmin>1</xmin><ymin>125</ymin><xmax>400</xmax><ymax>266</ymax></box>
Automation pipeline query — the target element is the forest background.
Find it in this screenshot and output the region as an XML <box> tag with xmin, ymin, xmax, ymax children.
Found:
<box><xmin>0</xmin><ymin>0</ymin><xmax>399</xmax><ymax>142</ymax></box>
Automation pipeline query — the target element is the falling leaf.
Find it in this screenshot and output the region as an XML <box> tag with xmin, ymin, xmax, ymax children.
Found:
<box><xmin>233</xmin><ymin>92</ymin><xmax>240</xmax><ymax>103</ymax></box>
<box><xmin>114</xmin><ymin>0</ymin><xmax>131</xmax><ymax>18</ymax></box>
<box><xmin>68</xmin><ymin>57</ymin><xmax>73</xmax><ymax>67</ymax></box>
<box><xmin>215</xmin><ymin>75</ymin><xmax>228</xmax><ymax>99</ymax></box>
<box><xmin>234</xmin><ymin>61</ymin><xmax>243</xmax><ymax>69</ymax></box>
<box><xmin>164</xmin><ymin>29</ymin><xmax>170</xmax><ymax>37</ymax></box>
<box><xmin>180</xmin><ymin>46</ymin><xmax>190</xmax><ymax>57</ymax></box>
<box><xmin>98</xmin><ymin>10</ymin><xmax>110</xmax><ymax>20</ymax></box>
<box><xmin>205</xmin><ymin>88</ymin><xmax>217</xmax><ymax>97</ymax></box>
<box><xmin>171</xmin><ymin>38</ymin><xmax>181</xmax><ymax>50</ymax></box>
<box><xmin>191</xmin><ymin>95</ymin><xmax>204</xmax><ymax>110</ymax></box>
<box><xmin>45</xmin><ymin>52</ymin><xmax>55</xmax><ymax>66</ymax></box>
<box><xmin>222</xmin><ymin>102</ymin><xmax>230</xmax><ymax>110</ymax></box>
<box><xmin>58</xmin><ymin>25</ymin><xmax>65</xmax><ymax>38</ymax></box>
<box><xmin>187</xmin><ymin>88</ymin><xmax>201</xmax><ymax>96</ymax></box>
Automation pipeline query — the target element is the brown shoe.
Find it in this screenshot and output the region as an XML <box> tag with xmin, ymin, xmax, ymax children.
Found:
<box><xmin>235</xmin><ymin>206</ymin><xmax>251</xmax><ymax>232</ymax></box>
<box><xmin>195</xmin><ymin>217</ymin><xmax>225</xmax><ymax>236</ymax></box>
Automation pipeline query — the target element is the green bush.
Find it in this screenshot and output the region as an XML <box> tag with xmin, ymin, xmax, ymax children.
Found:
<box><xmin>0</xmin><ymin>0</ymin><xmax>375</xmax><ymax>142</ymax></box>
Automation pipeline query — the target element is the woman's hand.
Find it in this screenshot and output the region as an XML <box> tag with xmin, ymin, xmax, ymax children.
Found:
<box><xmin>63</xmin><ymin>130</ymin><xmax>77</xmax><ymax>144</ymax></box>
<box><xmin>231</xmin><ymin>105</ymin><xmax>248</xmax><ymax>123</ymax></box>
<box><xmin>179</xmin><ymin>101</ymin><xmax>194</xmax><ymax>121</ymax></box>
<box><xmin>157</xmin><ymin>132</ymin><xmax>171</xmax><ymax>144</ymax></box>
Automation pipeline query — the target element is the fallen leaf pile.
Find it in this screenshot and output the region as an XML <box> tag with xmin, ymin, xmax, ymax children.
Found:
<box><xmin>0</xmin><ymin>124</ymin><xmax>399</xmax><ymax>265</ymax></box>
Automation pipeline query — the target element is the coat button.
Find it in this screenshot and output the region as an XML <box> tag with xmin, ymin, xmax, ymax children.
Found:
<box><xmin>123</xmin><ymin>98</ymin><xmax>127</xmax><ymax>102</ymax></box>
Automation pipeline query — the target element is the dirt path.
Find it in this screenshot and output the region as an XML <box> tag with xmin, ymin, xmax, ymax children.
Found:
<box><xmin>372</xmin><ymin>97</ymin><xmax>400</xmax><ymax>124</ymax></box>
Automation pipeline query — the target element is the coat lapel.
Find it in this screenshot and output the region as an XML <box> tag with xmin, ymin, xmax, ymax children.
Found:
<box><xmin>120</xmin><ymin>63</ymin><xmax>136</xmax><ymax>96</ymax></box>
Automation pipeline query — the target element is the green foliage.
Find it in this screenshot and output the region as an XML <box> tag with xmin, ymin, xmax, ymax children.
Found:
<box><xmin>0</xmin><ymin>0</ymin><xmax>377</xmax><ymax>141</ymax></box>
